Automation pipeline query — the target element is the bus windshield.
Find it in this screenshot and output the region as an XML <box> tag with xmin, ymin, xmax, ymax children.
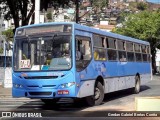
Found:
<box><xmin>13</xmin><ymin>35</ymin><xmax>72</xmax><ymax>71</ymax></box>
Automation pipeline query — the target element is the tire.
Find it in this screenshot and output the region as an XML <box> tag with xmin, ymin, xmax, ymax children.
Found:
<box><xmin>41</xmin><ymin>98</ymin><xmax>59</xmax><ymax>105</ymax></box>
<box><xmin>134</xmin><ymin>75</ymin><xmax>141</xmax><ymax>94</ymax></box>
<box><xmin>86</xmin><ymin>82</ymin><xmax>104</xmax><ymax>106</ymax></box>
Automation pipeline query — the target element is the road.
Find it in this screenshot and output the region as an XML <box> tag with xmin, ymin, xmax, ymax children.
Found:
<box><xmin>0</xmin><ymin>75</ymin><xmax>160</xmax><ymax>119</ymax></box>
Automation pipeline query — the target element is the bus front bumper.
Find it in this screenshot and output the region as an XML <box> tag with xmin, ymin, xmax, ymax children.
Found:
<box><xmin>12</xmin><ymin>86</ymin><xmax>76</xmax><ymax>98</ymax></box>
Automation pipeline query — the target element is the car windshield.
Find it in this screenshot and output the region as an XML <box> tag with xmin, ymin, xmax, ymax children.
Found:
<box><xmin>13</xmin><ymin>35</ymin><xmax>72</xmax><ymax>71</ymax></box>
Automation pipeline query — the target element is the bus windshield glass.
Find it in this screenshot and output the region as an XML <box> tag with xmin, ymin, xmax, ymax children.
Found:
<box><xmin>13</xmin><ymin>35</ymin><xmax>72</xmax><ymax>71</ymax></box>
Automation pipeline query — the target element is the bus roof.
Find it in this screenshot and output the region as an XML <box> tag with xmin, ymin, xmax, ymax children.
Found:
<box><xmin>74</xmin><ymin>23</ymin><xmax>149</xmax><ymax>45</ymax></box>
<box><xmin>17</xmin><ymin>22</ymin><xmax>150</xmax><ymax>45</ymax></box>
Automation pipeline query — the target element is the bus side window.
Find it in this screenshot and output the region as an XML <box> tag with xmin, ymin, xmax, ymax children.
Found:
<box><xmin>76</xmin><ymin>39</ymin><xmax>82</xmax><ymax>60</ymax></box>
<box><xmin>107</xmin><ymin>49</ymin><xmax>117</xmax><ymax>61</ymax></box>
<box><xmin>94</xmin><ymin>50</ymin><xmax>99</xmax><ymax>60</ymax></box>
<box><xmin>118</xmin><ymin>51</ymin><xmax>127</xmax><ymax>62</ymax></box>
<box><xmin>94</xmin><ymin>49</ymin><xmax>106</xmax><ymax>61</ymax></box>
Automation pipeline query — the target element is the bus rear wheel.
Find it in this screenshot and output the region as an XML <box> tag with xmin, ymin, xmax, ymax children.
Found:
<box><xmin>134</xmin><ymin>75</ymin><xmax>141</xmax><ymax>94</ymax></box>
<box><xmin>85</xmin><ymin>82</ymin><xmax>104</xmax><ymax>106</ymax></box>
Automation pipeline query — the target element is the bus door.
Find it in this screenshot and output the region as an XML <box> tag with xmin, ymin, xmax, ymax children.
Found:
<box><xmin>75</xmin><ymin>31</ymin><xmax>93</xmax><ymax>97</ymax></box>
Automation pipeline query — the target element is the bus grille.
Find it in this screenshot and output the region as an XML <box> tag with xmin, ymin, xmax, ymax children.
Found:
<box><xmin>23</xmin><ymin>76</ymin><xmax>58</xmax><ymax>79</ymax></box>
<box><xmin>29</xmin><ymin>92</ymin><xmax>52</xmax><ymax>96</ymax></box>
<box><xmin>27</xmin><ymin>85</ymin><xmax>56</xmax><ymax>88</ymax></box>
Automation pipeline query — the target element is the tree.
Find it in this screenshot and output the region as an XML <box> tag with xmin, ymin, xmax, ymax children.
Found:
<box><xmin>2</xmin><ymin>28</ymin><xmax>14</xmax><ymax>42</ymax></box>
<box><xmin>113</xmin><ymin>11</ymin><xmax>160</xmax><ymax>74</ymax></box>
<box><xmin>137</xmin><ymin>2</ymin><xmax>148</xmax><ymax>11</ymax></box>
<box><xmin>0</xmin><ymin>0</ymin><xmax>74</xmax><ymax>33</ymax></box>
<box><xmin>0</xmin><ymin>0</ymin><xmax>35</xmax><ymax>31</ymax></box>
<box><xmin>46</xmin><ymin>12</ymin><xmax>52</xmax><ymax>20</ymax></box>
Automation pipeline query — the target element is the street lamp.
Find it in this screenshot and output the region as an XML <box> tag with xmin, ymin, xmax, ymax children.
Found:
<box><xmin>35</xmin><ymin>0</ymin><xmax>40</xmax><ymax>24</ymax></box>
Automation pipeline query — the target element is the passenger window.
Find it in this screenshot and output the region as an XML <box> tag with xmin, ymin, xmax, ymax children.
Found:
<box><xmin>135</xmin><ymin>53</ymin><xmax>142</xmax><ymax>62</ymax></box>
<box><xmin>94</xmin><ymin>48</ymin><xmax>106</xmax><ymax>61</ymax></box>
<box><xmin>143</xmin><ymin>54</ymin><xmax>147</xmax><ymax>62</ymax></box>
<box><xmin>147</xmin><ymin>54</ymin><xmax>151</xmax><ymax>62</ymax></box>
<box><xmin>107</xmin><ymin>49</ymin><xmax>117</xmax><ymax>61</ymax></box>
<box><xmin>126</xmin><ymin>42</ymin><xmax>133</xmax><ymax>52</ymax></box>
<box><xmin>127</xmin><ymin>52</ymin><xmax>135</xmax><ymax>62</ymax></box>
<box><xmin>118</xmin><ymin>51</ymin><xmax>127</xmax><ymax>62</ymax></box>
<box><xmin>106</xmin><ymin>38</ymin><xmax>116</xmax><ymax>49</ymax></box>
<box><xmin>117</xmin><ymin>40</ymin><xmax>125</xmax><ymax>50</ymax></box>
<box><xmin>93</xmin><ymin>34</ymin><xmax>105</xmax><ymax>48</ymax></box>
<box><xmin>141</xmin><ymin>45</ymin><xmax>147</xmax><ymax>53</ymax></box>
<box><xmin>93</xmin><ymin>34</ymin><xmax>106</xmax><ymax>61</ymax></box>
<box><xmin>146</xmin><ymin>46</ymin><xmax>150</xmax><ymax>54</ymax></box>
<box><xmin>134</xmin><ymin>44</ymin><xmax>141</xmax><ymax>52</ymax></box>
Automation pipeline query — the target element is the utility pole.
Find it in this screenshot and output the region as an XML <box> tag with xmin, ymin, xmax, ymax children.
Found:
<box><xmin>75</xmin><ymin>0</ymin><xmax>79</xmax><ymax>23</ymax></box>
<box><xmin>35</xmin><ymin>0</ymin><xmax>40</xmax><ymax>24</ymax></box>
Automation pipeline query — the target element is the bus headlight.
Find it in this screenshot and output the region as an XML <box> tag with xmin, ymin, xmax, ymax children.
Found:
<box><xmin>60</xmin><ymin>82</ymin><xmax>75</xmax><ymax>88</ymax></box>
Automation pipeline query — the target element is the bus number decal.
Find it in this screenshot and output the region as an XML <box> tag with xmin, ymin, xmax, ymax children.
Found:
<box><xmin>20</xmin><ymin>60</ymin><xmax>31</xmax><ymax>68</ymax></box>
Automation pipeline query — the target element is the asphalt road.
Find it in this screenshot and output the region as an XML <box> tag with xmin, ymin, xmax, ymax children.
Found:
<box><xmin>0</xmin><ymin>75</ymin><xmax>160</xmax><ymax>119</ymax></box>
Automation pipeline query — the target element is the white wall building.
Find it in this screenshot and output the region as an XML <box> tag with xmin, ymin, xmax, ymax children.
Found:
<box><xmin>156</xmin><ymin>49</ymin><xmax>160</xmax><ymax>72</ymax></box>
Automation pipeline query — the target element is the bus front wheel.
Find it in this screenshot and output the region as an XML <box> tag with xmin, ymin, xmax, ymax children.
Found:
<box><xmin>85</xmin><ymin>82</ymin><xmax>104</xmax><ymax>106</ymax></box>
<box><xmin>134</xmin><ymin>75</ymin><xmax>141</xmax><ymax>94</ymax></box>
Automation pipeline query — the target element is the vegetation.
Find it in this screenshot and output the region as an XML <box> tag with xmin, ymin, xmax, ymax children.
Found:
<box><xmin>0</xmin><ymin>0</ymin><xmax>35</xmax><ymax>32</ymax></box>
<box><xmin>137</xmin><ymin>2</ymin><xmax>148</xmax><ymax>11</ymax></box>
<box><xmin>129</xmin><ymin>2</ymin><xmax>148</xmax><ymax>12</ymax></box>
<box><xmin>2</xmin><ymin>29</ymin><xmax>14</xmax><ymax>42</ymax></box>
<box><xmin>113</xmin><ymin>11</ymin><xmax>160</xmax><ymax>73</ymax></box>
<box><xmin>0</xmin><ymin>0</ymin><xmax>75</xmax><ymax>32</ymax></box>
<box><xmin>64</xmin><ymin>15</ymin><xmax>70</xmax><ymax>19</ymax></box>
<box><xmin>46</xmin><ymin>12</ymin><xmax>52</xmax><ymax>20</ymax></box>
<box><xmin>0</xmin><ymin>48</ymin><xmax>3</xmax><ymax>54</ymax></box>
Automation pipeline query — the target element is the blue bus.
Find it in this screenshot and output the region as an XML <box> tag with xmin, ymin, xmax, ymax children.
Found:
<box><xmin>12</xmin><ymin>22</ymin><xmax>151</xmax><ymax>106</ymax></box>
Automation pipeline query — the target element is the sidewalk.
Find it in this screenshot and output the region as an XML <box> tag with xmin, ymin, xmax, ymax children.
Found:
<box><xmin>0</xmin><ymin>84</ymin><xmax>12</xmax><ymax>97</ymax></box>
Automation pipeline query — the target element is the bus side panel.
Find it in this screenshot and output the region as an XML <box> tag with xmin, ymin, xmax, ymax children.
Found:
<box><xmin>77</xmin><ymin>80</ymin><xmax>95</xmax><ymax>98</ymax></box>
<box><xmin>104</xmin><ymin>62</ymin><xmax>151</xmax><ymax>93</ymax></box>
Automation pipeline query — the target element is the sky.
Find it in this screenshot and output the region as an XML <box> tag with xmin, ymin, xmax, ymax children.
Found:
<box><xmin>147</xmin><ymin>0</ymin><xmax>160</xmax><ymax>3</ymax></box>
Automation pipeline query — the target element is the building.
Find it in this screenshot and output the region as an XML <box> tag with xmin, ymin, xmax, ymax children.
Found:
<box><xmin>156</xmin><ymin>49</ymin><xmax>160</xmax><ymax>72</ymax></box>
<box><xmin>0</xmin><ymin>14</ymin><xmax>5</xmax><ymax>34</ymax></box>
